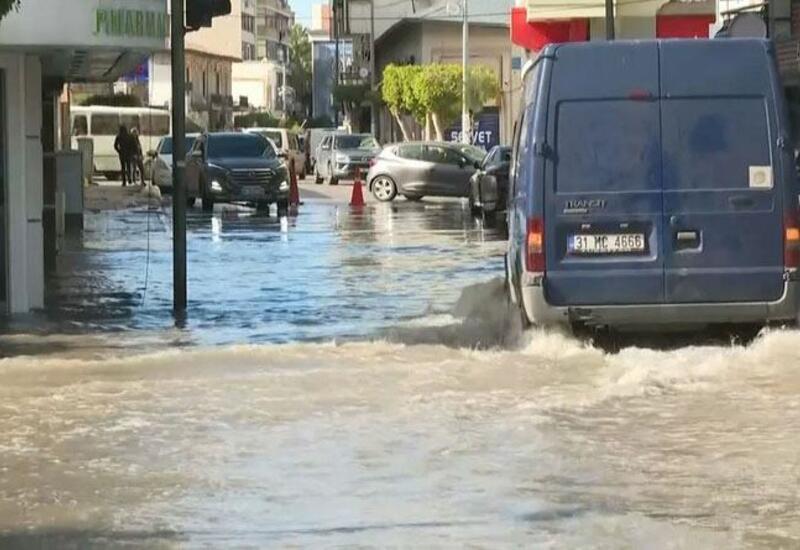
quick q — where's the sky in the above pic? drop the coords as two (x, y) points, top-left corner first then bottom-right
(292, 0), (315, 28)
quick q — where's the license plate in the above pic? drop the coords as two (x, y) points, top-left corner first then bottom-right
(568, 233), (645, 254)
(241, 186), (265, 199)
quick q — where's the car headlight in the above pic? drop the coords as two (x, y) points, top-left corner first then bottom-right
(279, 180), (289, 191)
(210, 179), (223, 192)
(335, 153), (350, 163)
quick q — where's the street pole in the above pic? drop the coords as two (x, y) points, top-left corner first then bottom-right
(461, 0), (470, 144)
(281, 54), (287, 118)
(171, 0), (187, 315)
(333, 0), (340, 127)
(605, 0), (615, 40)
(369, 0), (377, 137)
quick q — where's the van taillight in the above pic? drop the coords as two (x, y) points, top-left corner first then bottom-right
(786, 218), (800, 268)
(526, 218), (545, 272)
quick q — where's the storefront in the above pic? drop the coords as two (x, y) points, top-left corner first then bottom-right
(0, 0), (168, 314)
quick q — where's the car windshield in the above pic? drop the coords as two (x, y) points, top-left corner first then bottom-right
(454, 144), (487, 164)
(160, 137), (196, 155)
(335, 135), (379, 150)
(208, 135), (275, 158)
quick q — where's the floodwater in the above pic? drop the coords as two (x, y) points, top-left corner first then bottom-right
(2, 197), (800, 547)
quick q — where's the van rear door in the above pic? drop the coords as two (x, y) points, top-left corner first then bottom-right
(660, 41), (785, 303)
(545, 43), (664, 306)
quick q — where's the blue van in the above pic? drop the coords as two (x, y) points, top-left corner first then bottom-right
(506, 39), (800, 331)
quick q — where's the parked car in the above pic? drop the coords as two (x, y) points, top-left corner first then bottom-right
(315, 133), (381, 185)
(243, 127), (306, 178)
(507, 38), (800, 333)
(148, 134), (200, 191)
(469, 145), (512, 216)
(184, 132), (290, 213)
(305, 127), (337, 174)
(366, 141), (484, 202)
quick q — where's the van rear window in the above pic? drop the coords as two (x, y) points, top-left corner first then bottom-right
(555, 100), (661, 193)
(661, 97), (770, 190)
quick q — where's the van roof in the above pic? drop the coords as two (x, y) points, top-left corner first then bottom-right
(540, 37), (771, 57)
(537, 38), (776, 101)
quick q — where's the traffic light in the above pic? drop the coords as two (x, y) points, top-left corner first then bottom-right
(186, 0), (231, 31)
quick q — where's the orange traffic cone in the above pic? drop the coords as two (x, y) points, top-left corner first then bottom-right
(350, 168), (365, 207)
(289, 161), (301, 210)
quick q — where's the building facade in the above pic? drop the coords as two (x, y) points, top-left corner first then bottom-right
(0, 0), (168, 314)
(231, 0), (295, 115)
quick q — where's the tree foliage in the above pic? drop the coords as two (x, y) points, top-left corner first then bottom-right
(0, 0), (20, 21)
(287, 24), (312, 120)
(381, 63), (499, 141)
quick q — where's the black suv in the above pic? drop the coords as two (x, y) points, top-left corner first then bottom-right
(185, 132), (290, 213)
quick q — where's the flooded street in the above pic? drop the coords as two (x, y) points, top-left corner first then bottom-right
(2, 192), (800, 547)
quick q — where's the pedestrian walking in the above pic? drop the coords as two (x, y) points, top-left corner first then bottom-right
(114, 125), (132, 187)
(130, 127), (146, 186)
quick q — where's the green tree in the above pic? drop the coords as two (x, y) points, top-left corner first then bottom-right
(465, 65), (500, 135)
(381, 64), (424, 141)
(0, 0), (20, 21)
(287, 24), (312, 120)
(412, 64), (462, 141)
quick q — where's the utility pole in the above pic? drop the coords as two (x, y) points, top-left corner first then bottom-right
(461, 0), (470, 144)
(281, 50), (288, 118)
(369, 0), (376, 136)
(171, 0), (187, 314)
(605, 0), (615, 40)
(333, 0), (340, 127)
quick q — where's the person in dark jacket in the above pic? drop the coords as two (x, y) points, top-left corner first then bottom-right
(130, 127), (146, 186)
(113, 125), (132, 186)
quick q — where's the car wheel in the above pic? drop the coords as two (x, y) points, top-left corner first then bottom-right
(276, 199), (289, 215)
(314, 166), (323, 184)
(469, 195), (482, 217)
(372, 176), (397, 202)
(202, 196), (214, 212)
(187, 197), (196, 208)
(327, 164), (338, 186)
(256, 201), (271, 213)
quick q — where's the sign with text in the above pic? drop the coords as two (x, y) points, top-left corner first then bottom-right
(446, 110), (500, 150)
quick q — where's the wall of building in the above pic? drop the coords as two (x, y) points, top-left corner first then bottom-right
(232, 60), (280, 110)
(186, 0), (243, 61)
(0, 53), (44, 313)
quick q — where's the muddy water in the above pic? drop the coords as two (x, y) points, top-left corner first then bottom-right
(3, 201), (800, 547)
(2, 314), (800, 547)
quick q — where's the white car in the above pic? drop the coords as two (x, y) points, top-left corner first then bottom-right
(148, 134), (199, 190)
(243, 127), (306, 178)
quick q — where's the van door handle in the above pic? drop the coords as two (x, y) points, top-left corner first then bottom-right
(730, 196), (755, 209)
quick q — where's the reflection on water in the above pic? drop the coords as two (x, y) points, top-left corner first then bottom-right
(15, 199), (505, 347)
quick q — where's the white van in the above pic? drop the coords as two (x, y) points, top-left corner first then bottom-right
(70, 105), (171, 179)
(242, 127), (306, 178)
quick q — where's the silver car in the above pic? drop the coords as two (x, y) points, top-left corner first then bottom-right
(314, 133), (381, 185)
(148, 134), (199, 190)
(366, 142), (486, 202)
